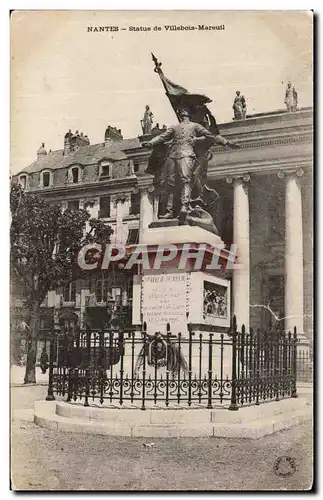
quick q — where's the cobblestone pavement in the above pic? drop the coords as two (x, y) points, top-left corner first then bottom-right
(10, 384), (313, 491)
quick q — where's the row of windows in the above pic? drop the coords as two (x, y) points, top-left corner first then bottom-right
(18, 160), (134, 191)
(19, 166), (81, 190)
(62, 279), (133, 305)
(65, 194), (140, 218)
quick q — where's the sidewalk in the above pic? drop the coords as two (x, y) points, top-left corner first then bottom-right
(11, 365), (49, 386)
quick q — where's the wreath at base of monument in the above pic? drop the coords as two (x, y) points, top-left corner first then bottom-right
(135, 333), (188, 376)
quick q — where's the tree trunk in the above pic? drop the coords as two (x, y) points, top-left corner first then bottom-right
(24, 303), (40, 384)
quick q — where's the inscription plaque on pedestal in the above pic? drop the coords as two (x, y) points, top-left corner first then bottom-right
(142, 272), (188, 332)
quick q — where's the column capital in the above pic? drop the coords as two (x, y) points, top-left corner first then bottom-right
(226, 173), (251, 184)
(82, 197), (97, 208)
(113, 193), (129, 208)
(134, 184), (155, 195)
(277, 168), (304, 179)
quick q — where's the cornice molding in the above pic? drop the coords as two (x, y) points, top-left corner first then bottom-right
(239, 133), (312, 150)
(211, 133), (312, 154)
(135, 173), (155, 192)
(208, 157), (312, 180)
(30, 176), (138, 199)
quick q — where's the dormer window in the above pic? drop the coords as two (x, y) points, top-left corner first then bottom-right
(68, 165), (82, 184)
(43, 172), (50, 187)
(72, 167), (79, 183)
(99, 160), (113, 180)
(18, 174), (28, 190)
(102, 165), (111, 177)
(40, 170), (53, 189)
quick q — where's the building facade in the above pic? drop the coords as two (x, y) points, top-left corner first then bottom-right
(12, 108), (313, 346)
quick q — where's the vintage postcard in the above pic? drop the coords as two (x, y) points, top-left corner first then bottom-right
(10, 10), (313, 491)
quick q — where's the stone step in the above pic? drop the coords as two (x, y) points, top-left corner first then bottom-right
(33, 400), (312, 439)
(54, 396), (310, 423)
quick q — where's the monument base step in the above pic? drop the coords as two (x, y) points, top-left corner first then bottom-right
(141, 224), (223, 246)
(33, 398), (312, 439)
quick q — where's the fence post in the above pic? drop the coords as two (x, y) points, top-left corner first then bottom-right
(291, 327), (298, 398)
(229, 315), (239, 411)
(46, 329), (56, 401)
(255, 329), (260, 405)
(119, 329), (125, 406)
(84, 325), (91, 407)
(141, 322), (147, 410)
(165, 323), (170, 407)
(188, 323), (192, 407)
(99, 327), (105, 405)
(274, 331), (280, 402)
(207, 333), (213, 409)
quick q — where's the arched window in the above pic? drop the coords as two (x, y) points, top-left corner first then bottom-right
(18, 174), (28, 190)
(40, 170), (53, 188)
(68, 165), (82, 184)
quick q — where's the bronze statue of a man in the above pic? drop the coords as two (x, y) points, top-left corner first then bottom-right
(142, 110), (239, 219)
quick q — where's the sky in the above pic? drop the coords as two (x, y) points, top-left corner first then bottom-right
(10, 10), (313, 174)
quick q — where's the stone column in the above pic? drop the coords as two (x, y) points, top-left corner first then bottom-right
(280, 169), (306, 337)
(136, 185), (154, 243)
(302, 170), (313, 343)
(153, 193), (159, 221)
(228, 174), (250, 330)
(113, 194), (128, 244)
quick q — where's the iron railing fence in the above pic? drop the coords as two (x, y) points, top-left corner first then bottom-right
(296, 348), (313, 383)
(46, 317), (299, 410)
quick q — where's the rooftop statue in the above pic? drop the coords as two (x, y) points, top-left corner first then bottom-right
(284, 81), (298, 112)
(232, 91), (247, 120)
(141, 104), (154, 135)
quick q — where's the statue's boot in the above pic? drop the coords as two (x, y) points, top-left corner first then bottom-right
(160, 192), (174, 219)
(179, 185), (191, 223)
(160, 212), (175, 220)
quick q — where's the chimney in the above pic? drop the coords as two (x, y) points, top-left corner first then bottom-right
(64, 129), (73, 155)
(37, 143), (47, 160)
(104, 126), (123, 146)
(64, 129), (90, 155)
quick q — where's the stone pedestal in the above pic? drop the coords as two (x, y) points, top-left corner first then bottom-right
(131, 224), (234, 380)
